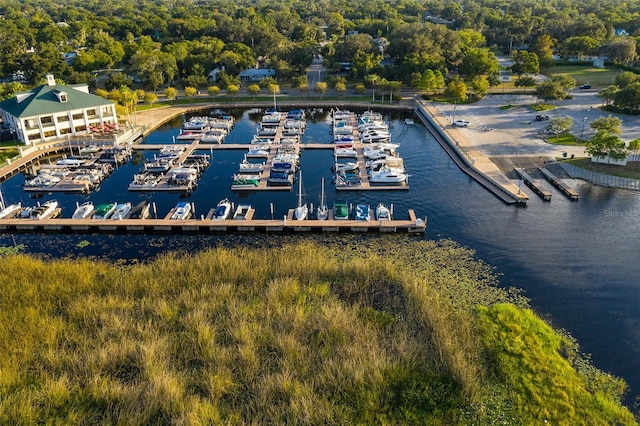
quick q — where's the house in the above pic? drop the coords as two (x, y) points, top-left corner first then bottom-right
(0, 74), (118, 145)
(207, 66), (225, 83)
(238, 68), (275, 82)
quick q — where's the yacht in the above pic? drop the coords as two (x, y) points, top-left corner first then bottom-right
(0, 202), (22, 219)
(369, 168), (408, 184)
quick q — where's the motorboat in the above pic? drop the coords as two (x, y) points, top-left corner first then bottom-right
(213, 198), (233, 220)
(0, 202), (22, 219)
(333, 200), (349, 220)
(268, 170), (294, 185)
(271, 161), (294, 174)
(30, 200), (59, 220)
(405, 118), (415, 125)
(246, 147), (270, 158)
(129, 201), (151, 219)
(72, 202), (95, 219)
(294, 171), (308, 221)
(333, 121), (353, 135)
(251, 135), (274, 145)
(261, 110), (283, 124)
(170, 201), (192, 220)
(238, 159), (265, 173)
(158, 145), (185, 159)
(334, 161), (359, 173)
(359, 129), (390, 143)
(335, 171), (362, 187)
(334, 136), (355, 144)
(316, 178), (328, 221)
(183, 116), (210, 130)
(369, 168), (408, 184)
(93, 202), (117, 219)
(332, 109), (351, 121)
(286, 109), (305, 120)
(176, 130), (199, 140)
(23, 173), (61, 189)
(145, 158), (174, 173)
(169, 168), (198, 186)
(200, 130), (226, 144)
(56, 157), (86, 166)
(375, 204), (392, 221)
(334, 147), (357, 158)
(233, 204), (252, 220)
(128, 173), (161, 190)
(355, 204), (370, 221)
(231, 174), (261, 189)
(111, 202), (132, 220)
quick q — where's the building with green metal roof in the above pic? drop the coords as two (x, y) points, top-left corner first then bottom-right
(0, 74), (118, 145)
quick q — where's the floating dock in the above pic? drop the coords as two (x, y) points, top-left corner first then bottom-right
(538, 167), (579, 200)
(0, 209), (426, 235)
(514, 168), (552, 201)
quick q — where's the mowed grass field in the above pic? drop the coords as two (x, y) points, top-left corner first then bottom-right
(546, 65), (621, 88)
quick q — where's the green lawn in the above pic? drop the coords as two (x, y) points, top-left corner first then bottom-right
(545, 132), (583, 146)
(545, 65), (620, 88)
(561, 157), (640, 179)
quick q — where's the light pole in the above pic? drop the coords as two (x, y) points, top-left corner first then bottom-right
(580, 117), (587, 142)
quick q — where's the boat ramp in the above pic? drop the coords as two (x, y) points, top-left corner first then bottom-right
(538, 167), (580, 200)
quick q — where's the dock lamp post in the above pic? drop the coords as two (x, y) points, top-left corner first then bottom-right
(580, 117), (587, 142)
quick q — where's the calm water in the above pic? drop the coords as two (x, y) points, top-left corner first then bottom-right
(2, 107), (639, 406)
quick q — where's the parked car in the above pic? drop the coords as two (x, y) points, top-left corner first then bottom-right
(579, 84), (592, 89)
(453, 119), (470, 127)
(535, 114), (550, 121)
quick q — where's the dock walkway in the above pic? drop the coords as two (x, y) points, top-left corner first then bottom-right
(538, 167), (580, 200)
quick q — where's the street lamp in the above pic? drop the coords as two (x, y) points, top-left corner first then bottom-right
(580, 117), (587, 142)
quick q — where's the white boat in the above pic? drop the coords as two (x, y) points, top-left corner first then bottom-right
(0, 202), (22, 219)
(176, 130), (199, 140)
(239, 156), (265, 173)
(332, 109), (351, 120)
(261, 111), (283, 123)
(246, 147), (270, 158)
(375, 203), (392, 221)
(72, 202), (95, 219)
(367, 157), (405, 174)
(30, 200), (59, 220)
(213, 198), (233, 220)
(359, 129), (390, 143)
(145, 158), (174, 173)
(334, 161), (359, 172)
(170, 201), (192, 220)
(294, 171), (308, 221)
(200, 130), (226, 143)
(369, 168), (408, 184)
(316, 178), (328, 221)
(111, 202), (132, 220)
(56, 157), (85, 166)
(333, 121), (353, 135)
(233, 204), (252, 220)
(24, 173), (61, 188)
(334, 147), (357, 158)
(405, 118), (414, 124)
(128, 173), (162, 190)
(355, 204), (370, 221)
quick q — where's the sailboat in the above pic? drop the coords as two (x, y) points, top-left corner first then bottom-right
(294, 170), (308, 220)
(316, 177), (328, 220)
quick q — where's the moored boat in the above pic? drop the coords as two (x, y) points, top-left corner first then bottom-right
(294, 171), (308, 221)
(375, 203), (392, 221)
(111, 202), (132, 220)
(232, 204), (252, 220)
(30, 200), (59, 220)
(355, 204), (370, 221)
(213, 198), (233, 220)
(316, 178), (328, 221)
(333, 200), (349, 220)
(170, 201), (192, 220)
(93, 202), (117, 219)
(0, 202), (22, 219)
(231, 174), (261, 189)
(129, 201), (151, 219)
(72, 201), (95, 219)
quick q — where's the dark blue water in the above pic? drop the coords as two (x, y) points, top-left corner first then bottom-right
(2, 107), (640, 407)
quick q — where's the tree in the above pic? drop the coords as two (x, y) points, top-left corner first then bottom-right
(602, 38), (638, 64)
(364, 74), (380, 102)
(143, 93), (158, 105)
(551, 75), (576, 92)
(207, 85), (220, 100)
(335, 81), (347, 97)
(184, 86), (197, 98)
(515, 76), (537, 87)
(585, 129), (626, 163)
(547, 116), (574, 143)
(354, 83), (365, 94)
(443, 77), (467, 103)
(590, 116), (622, 135)
(562, 36), (599, 59)
(458, 47), (498, 78)
(598, 85), (618, 107)
(164, 87), (178, 102)
(226, 84), (240, 99)
(627, 138), (640, 165)
(536, 81), (567, 102)
(530, 34), (555, 68)
(246, 84), (261, 98)
(472, 75), (490, 98)
(510, 51), (539, 76)
(314, 81), (327, 98)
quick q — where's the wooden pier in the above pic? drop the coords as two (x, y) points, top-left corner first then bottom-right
(0, 209), (426, 235)
(514, 168), (552, 201)
(538, 167), (580, 200)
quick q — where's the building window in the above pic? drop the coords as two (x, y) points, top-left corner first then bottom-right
(72, 113), (83, 120)
(41, 116), (53, 125)
(43, 130), (56, 138)
(57, 115), (69, 122)
(87, 109), (96, 117)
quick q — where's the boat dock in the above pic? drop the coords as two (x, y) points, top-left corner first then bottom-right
(514, 168), (552, 201)
(538, 167), (580, 200)
(0, 209), (426, 235)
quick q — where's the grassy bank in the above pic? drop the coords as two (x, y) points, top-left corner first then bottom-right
(0, 240), (634, 424)
(562, 157), (640, 179)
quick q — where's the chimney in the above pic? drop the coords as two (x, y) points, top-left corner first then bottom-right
(45, 74), (56, 86)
